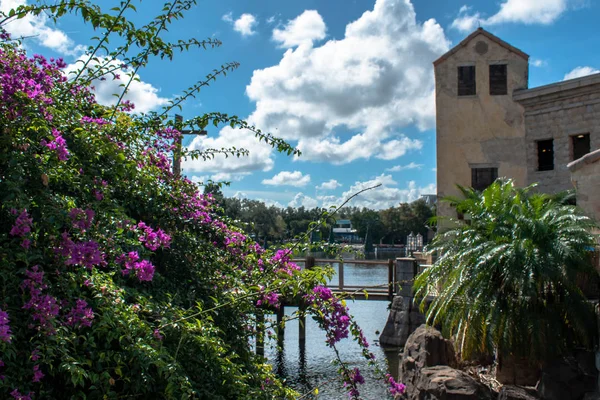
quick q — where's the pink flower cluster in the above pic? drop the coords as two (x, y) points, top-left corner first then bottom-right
(117, 251), (156, 282)
(41, 128), (69, 161)
(0, 48), (67, 121)
(386, 374), (406, 397)
(68, 208), (95, 231)
(257, 291), (280, 308)
(57, 233), (106, 269)
(135, 222), (171, 251)
(0, 308), (12, 343)
(64, 299), (94, 328)
(10, 389), (33, 400)
(270, 249), (300, 276)
(80, 116), (110, 125)
(344, 367), (365, 398)
(304, 286), (351, 346)
(9, 208), (32, 249)
(21, 266), (59, 334)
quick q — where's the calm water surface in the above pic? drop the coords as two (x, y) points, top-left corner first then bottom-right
(265, 253), (404, 399)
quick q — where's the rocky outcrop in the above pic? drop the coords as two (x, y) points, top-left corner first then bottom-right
(498, 385), (539, 400)
(496, 354), (540, 386)
(399, 325), (462, 398)
(413, 366), (493, 400)
(379, 296), (427, 347)
(536, 350), (597, 400)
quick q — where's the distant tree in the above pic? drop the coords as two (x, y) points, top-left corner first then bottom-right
(351, 208), (384, 243)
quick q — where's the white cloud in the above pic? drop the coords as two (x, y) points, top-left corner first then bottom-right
(316, 179), (342, 190)
(246, 0), (449, 164)
(183, 125), (275, 179)
(288, 192), (319, 208)
(211, 172), (248, 182)
(65, 56), (169, 113)
(272, 10), (326, 48)
(233, 13), (258, 36)
(564, 66), (600, 81)
(531, 58), (547, 68)
(0, 0), (83, 55)
(452, 0), (569, 32)
(262, 170), (311, 187)
(222, 12), (233, 23)
(385, 162), (423, 172)
(335, 174), (436, 209)
(266, 15), (277, 25)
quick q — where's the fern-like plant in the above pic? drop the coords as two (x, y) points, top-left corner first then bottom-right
(414, 179), (599, 362)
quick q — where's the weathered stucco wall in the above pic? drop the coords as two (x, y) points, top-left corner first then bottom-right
(568, 150), (600, 222)
(515, 77), (600, 194)
(435, 31), (528, 219)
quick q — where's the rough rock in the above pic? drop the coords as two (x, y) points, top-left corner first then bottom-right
(498, 385), (539, 400)
(399, 325), (457, 396)
(496, 355), (540, 386)
(379, 296), (427, 348)
(536, 350), (597, 400)
(411, 365), (493, 400)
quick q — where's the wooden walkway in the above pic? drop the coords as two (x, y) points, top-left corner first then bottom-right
(255, 256), (396, 356)
(292, 257), (396, 301)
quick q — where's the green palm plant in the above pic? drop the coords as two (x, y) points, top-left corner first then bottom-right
(414, 179), (599, 363)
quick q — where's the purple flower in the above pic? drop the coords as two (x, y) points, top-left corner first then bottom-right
(68, 208), (95, 231)
(153, 329), (163, 340)
(387, 374), (406, 396)
(10, 209), (32, 237)
(136, 222), (171, 251)
(41, 128), (69, 161)
(117, 252), (155, 282)
(57, 234), (105, 269)
(31, 349), (40, 361)
(32, 365), (44, 382)
(93, 189), (103, 201)
(64, 299), (94, 328)
(0, 309), (13, 343)
(10, 389), (33, 400)
(135, 260), (155, 282)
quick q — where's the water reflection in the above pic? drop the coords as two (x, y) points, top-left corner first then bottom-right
(265, 256), (403, 399)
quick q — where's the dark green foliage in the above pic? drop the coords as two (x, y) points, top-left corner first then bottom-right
(414, 179), (599, 362)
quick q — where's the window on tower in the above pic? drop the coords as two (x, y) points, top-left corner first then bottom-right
(458, 66), (476, 96)
(489, 64), (508, 95)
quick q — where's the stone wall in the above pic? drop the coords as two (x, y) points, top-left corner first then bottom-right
(435, 29), (529, 221)
(567, 149), (600, 223)
(515, 75), (600, 194)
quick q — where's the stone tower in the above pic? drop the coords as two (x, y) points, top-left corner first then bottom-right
(434, 28), (529, 220)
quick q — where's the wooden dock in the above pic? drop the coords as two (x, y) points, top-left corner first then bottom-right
(256, 256), (396, 355)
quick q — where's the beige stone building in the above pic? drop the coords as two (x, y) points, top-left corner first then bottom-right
(435, 28), (600, 222)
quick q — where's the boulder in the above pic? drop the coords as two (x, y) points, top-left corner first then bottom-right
(399, 325), (457, 395)
(536, 350), (597, 400)
(411, 365), (493, 400)
(498, 385), (539, 400)
(496, 354), (540, 386)
(379, 296), (426, 348)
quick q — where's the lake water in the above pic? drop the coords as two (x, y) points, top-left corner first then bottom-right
(264, 253), (404, 399)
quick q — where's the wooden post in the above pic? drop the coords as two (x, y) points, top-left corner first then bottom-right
(388, 259), (394, 301)
(173, 114), (183, 177)
(276, 305), (285, 348)
(256, 310), (265, 357)
(299, 256), (314, 346)
(172, 114), (208, 178)
(338, 261), (344, 291)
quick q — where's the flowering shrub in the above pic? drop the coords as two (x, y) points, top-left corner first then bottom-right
(0, 2), (404, 399)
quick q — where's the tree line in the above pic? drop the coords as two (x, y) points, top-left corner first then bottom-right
(204, 184), (436, 245)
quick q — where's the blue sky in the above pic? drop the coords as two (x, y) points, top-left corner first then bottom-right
(2, 0), (599, 209)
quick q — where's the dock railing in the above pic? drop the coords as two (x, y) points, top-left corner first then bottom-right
(292, 257), (396, 301)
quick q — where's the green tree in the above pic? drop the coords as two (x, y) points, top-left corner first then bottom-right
(351, 208), (384, 243)
(415, 179), (598, 363)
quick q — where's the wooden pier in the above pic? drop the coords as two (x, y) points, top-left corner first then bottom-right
(256, 256), (396, 356)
